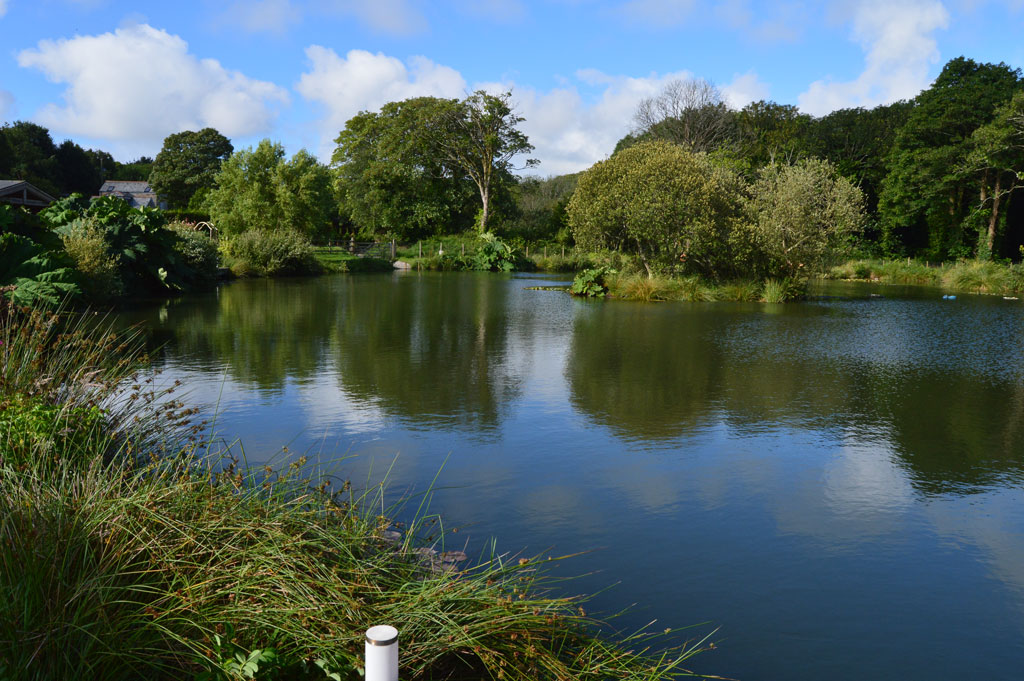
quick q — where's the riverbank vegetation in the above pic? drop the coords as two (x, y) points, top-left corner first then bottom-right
(4, 55), (1023, 305)
(0, 299), (715, 680)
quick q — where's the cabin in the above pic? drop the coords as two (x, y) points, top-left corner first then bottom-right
(0, 180), (55, 212)
(97, 180), (167, 209)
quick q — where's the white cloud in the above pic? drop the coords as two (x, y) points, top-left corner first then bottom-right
(0, 0), (8, 18)
(0, 91), (13, 121)
(320, 0), (427, 35)
(296, 46), (467, 158)
(16, 24), (288, 158)
(619, 0), (697, 26)
(487, 69), (695, 175)
(721, 71), (771, 108)
(798, 0), (950, 115)
(220, 0), (301, 34)
(296, 46), (723, 175)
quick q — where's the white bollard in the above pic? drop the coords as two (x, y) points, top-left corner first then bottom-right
(365, 625), (399, 681)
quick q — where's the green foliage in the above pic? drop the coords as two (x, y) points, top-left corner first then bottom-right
(746, 158), (866, 278)
(0, 233), (81, 306)
(206, 140), (335, 239)
(505, 173), (579, 241)
(472, 232), (518, 271)
(879, 57), (1023, 258)
(570, 267), (611, 297)
(169, 222), (220, 279)
(0, 393), (106, 462)
(223, 229), (320, 277)
(150, 128), (234, 208)
(333, 97), (478, 240)
(760, 277), (805, 303)
(433, 91), (538, 233)
(60, 217), (123, 299)
(568, 140), (746, 278)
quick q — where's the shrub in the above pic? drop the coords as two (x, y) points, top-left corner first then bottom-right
(169, 222), (219, 280)
(0, 233), (81, 306)
(60, 217), (124, 300)
(760, 278), (805, 303)
(223, 229), (321, 277)
(942, 260), (1011, 293)
(472, 232), (518, 272)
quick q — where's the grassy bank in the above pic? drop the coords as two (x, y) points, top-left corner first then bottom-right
(0, 300), (714, 680)
(828, 259), (1024, 294)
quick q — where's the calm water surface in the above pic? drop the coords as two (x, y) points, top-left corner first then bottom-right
(117, 272), (1024, 681)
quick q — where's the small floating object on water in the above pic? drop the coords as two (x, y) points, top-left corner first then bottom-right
(1004, 296), (1019, 300)
(942, 294), (957, 300)
(869, 293), (883, 298)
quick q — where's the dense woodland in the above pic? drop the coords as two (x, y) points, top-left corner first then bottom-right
(2, 56), (1023, 265)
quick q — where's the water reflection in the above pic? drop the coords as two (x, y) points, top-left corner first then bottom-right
(114, 274), (1024, 681)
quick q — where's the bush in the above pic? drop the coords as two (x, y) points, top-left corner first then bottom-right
(169, 222), (219, 280)
(472, 232), (518, 272)
(60, 217), (124, 300)
(223, 229), (321, 277)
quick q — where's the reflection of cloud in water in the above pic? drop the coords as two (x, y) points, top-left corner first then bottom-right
(296, 370), (387, 435)
(823, 441), (915, 516)
(925, 490), (1024, 613)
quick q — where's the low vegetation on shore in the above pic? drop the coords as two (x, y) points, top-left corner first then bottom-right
(0, 299), (714, 680)
(828, 258), (1024, 294)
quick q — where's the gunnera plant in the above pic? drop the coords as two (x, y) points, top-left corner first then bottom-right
(60, 217), (124, 300)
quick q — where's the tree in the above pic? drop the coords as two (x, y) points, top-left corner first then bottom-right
(567, 140), (744, 278)
(150, 128), (233, 208)
(879, 57), (1022, 258)
(55, 140), (102, 196)
(632, 78), (738, 153)
(434, 91), (537, 233)
(115, 157), (155, 181)
(205, 139), (334, 239)
(736, 100), (813, 170)
(746, 159), (865, 278)
(332, 97), (477, 239)
(964, 91), (1024, 258)
(0, 121), (60, 195)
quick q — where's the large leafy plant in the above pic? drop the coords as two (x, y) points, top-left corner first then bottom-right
(0, 233), (81, 306)
(472, 232), (518, 272)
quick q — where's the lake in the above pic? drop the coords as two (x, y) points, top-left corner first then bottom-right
(115, 272), (1024, 681)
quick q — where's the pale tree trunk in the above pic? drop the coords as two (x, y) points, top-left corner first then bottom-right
(987, 173), (1003, 258)
(479, 189), (490, 233)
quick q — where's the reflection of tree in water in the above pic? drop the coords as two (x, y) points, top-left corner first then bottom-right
(566, 303), (724, 441)
(330, 273), (521, 429)
(146, 278), (339, 392)
(567, 300), (1024, 493)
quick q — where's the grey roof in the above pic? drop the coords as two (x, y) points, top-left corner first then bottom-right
(99, 180), (154, 194)
(0, 180), (56, 204)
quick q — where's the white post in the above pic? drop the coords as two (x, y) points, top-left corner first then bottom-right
(365, 625), (398, 681)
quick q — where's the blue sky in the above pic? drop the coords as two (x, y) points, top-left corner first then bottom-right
(1, 0), (1023, 174)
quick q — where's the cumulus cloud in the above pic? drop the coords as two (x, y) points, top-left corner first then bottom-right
(619, 0), (697, 26)
(798, 0), (950, 115)
(296, 47), (750, 174)
(296, 46), (467, 158)
(219, 0), (301, 34)
(721, 71), (771, 108)
(17, 24), (288, 157)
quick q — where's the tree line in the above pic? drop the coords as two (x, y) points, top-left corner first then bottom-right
(4, 56), (1023, 264)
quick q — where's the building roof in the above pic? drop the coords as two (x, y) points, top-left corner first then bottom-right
(99, 180), (155, 194)
(0, 180), (56, 210)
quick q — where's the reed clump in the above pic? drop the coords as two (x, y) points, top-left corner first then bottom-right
(0, 301), (714, 681)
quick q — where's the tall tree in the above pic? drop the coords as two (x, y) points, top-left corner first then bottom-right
(434, 91), (537, 233)
(632, 78), (738, 153)
(964, 91), (1024, 257)
(150, 128), (233, 208)
(55, 140), (102, 196)
(332, 97), (476, 239)
(0, 121), (60, 195)
(878, 57), (1022, 258)
(736, 100), (813, 170)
